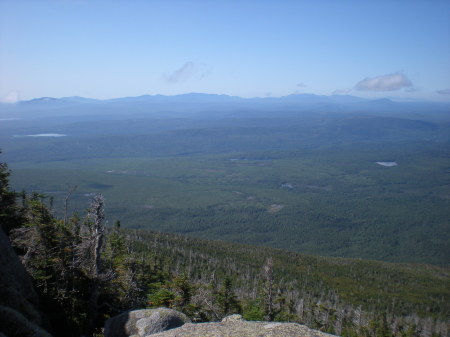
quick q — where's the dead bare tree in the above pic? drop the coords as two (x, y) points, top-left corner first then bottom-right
(76, 193), (106, 278)
(87, 193), (105, 279)
(264, 257), (275, 321)
(63, 185), (77, 226)
(75, 193), (108, 335)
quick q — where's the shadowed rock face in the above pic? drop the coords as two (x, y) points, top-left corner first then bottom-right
(104, 308), (191, 337)
(0, 228), (52, 337)
(0, 228), (41, 323)
(149, 314), (337, 337)
(0, 306), (52, 337)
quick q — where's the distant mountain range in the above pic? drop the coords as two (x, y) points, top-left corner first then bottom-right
(1, 93), (449, 119)
(9, 92), (439, 106)
(9, 92), (449, 104)
(1, 91), (449, 268)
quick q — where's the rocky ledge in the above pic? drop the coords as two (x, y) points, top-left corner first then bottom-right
(150, 314), (336, 337)
(105, 309), (337, 337)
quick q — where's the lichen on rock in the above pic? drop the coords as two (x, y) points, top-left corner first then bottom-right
(221, 314), (244, 323)
(104, 308), (191, 337)
(149, 313), (337, 337)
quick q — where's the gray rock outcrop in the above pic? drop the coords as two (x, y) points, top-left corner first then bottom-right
(104, 308), (191, 337)
(0, 306), (52, 337)
(149, 314), (337, 337)
(106, 309), (338, 337)
(0, 227), (52, 337)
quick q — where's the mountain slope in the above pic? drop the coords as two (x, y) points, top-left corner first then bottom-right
(126, 229), (450, 336)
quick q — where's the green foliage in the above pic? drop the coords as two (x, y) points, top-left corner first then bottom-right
(9, 192), (90, 336)
(216, 276), (241, 316)
(148, 286), (176, 308)
(8, 145), (450, 266)
(129, 229), (450, 336)
(2, 154), (449, 337)
(242, 301), (265, 321)
(368, 315), (393, 337)
(0, 155), (23, 234)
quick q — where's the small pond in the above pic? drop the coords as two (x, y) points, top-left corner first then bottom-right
(376, 161), (397, 167)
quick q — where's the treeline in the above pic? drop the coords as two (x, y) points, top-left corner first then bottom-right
(1, 160), (449, 336)
(128, 230), (450, 337)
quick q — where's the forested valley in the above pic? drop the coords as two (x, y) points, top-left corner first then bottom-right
(2, 0), (450, 335)
(1, 95), (449, 336)
(3, 100), (450, 266)
(1, 159), (449, 337)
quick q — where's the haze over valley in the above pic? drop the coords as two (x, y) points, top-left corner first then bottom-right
(1, 93), (449, 266)
(1, 1), (449, 336)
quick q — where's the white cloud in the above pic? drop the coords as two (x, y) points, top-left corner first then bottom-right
(1, 91), (20, 103)
(296, 82), (306, 87)
(166, 62), (196, 84)
(354, 73), (413, 92)
(436, 89), (450, 95)
(164, 62), (211, 84)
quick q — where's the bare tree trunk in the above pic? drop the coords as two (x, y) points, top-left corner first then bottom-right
(264, 257), (275, 321)
(76, 193), (106, 335)
(63, 185), (77, 226)
(87, 193), (105, 278)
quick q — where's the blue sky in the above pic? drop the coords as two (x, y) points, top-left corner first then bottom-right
(1, 0), (449, 102)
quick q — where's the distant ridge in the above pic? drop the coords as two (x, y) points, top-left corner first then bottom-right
(18, 96), (99, 105)
(1, 93), (449, 120)
(7, 92), (449, 105)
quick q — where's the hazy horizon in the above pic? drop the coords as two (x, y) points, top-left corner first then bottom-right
(3, 91), (450, 104)
(1, 1), (450, 103)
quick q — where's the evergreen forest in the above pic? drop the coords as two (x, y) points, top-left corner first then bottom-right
(1, 95), (450, 336)
(1, 158), (449, 337)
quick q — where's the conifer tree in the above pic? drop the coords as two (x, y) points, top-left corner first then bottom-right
(0, 154), (23, 234)
(217, 275), (241, 317)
